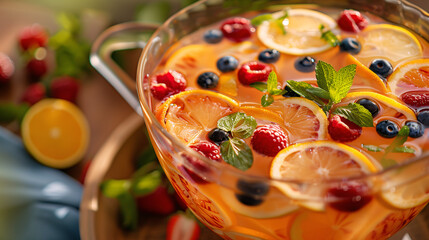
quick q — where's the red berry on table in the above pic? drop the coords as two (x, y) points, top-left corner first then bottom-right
(251, 124), (288, 157)
(166, 212), (200, 240)
(0, 53), (15, 83)
(19, 24), (48, 51)
(337, 10), (368, 33)
(400, 91), (429, 109)
(50, 76), (80, 102)
(21, 83), (46, 105)
(328, 115), (362, 142)
(136, 186), (176, 215)
(238, 61), (272, 85)
(150, 70), (187, 100)
(26, 58), (48, 79)
(189, 141), (222, 161)
(220, 17), (254, 42)
(327, 182), (372, 212)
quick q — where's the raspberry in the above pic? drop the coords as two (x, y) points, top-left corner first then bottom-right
(150, 70), (187, 100)
(337, 10), (368, 33)
(21, 83), (46, 105)
(26, 58), (48, 79)
(327, 182), (372, 212)
(251, 124), (288, 157)
(328, 115), (362, 142)
(220, 17), (254, 42)
(401, 91), (429, 109)
(19, 24), (48, 51)
(190, 141), (222, 161)
(0, 53), (15, 83)
(238, 62), (272, 85)
(50, 76), (80, 102)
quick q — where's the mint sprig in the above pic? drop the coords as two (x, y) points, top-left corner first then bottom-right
(250, 71), (287, 107)
(320, 24), (339, 47)
(332, 103), (374, 127)
(217, 112), (257, 170)
(362, 126), (415, 168)
(251, 10), (289, 34)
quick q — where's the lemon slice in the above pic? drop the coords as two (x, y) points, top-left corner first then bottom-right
(355, 24), (423, 67)
(21, 99), (90, 169)
(270, 141), (378, 211)
(257, 9), (337, 55)
(387, 58), (429, 96)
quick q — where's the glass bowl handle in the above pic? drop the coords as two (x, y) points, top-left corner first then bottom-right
(90, 22), (160, 116)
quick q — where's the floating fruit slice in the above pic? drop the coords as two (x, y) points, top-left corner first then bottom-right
(268, 97), (328, 144)
(21, 99), (89, 168)
(240, 106), (283, 125)
(156, 90), (239, 144)
(355, 24), (423, 67)
(387, 58), (429, 96)
(270, 141), (378, 210)
(257, 9), (337, 55)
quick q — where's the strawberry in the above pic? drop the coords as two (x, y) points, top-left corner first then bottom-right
(150, 70), (187, 100)
(21, 83), (46, 105)
(327, 181), (372, 212)
(400, 91), (429, 109)
(251, 124), (288, 157)
(220, 17), (254, 42)
(238, 62), (272, 85)
(0, 53), (15, 83)
(328, 115), (362, 142)
(166, 212), (200, 240)
(19, 24), (48, 51)
(50, 76), (80, 102)
(136, 185), (176, 215)
(26, 58), (48, 79)
(189, 141), (222, 161)
(337, 10), (368, 33)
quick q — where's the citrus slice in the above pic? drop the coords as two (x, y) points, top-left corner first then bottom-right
(240, 106), (283, 125)
(355, 24), (423, 67)
(268, 97), (328, 144)
(257, 9), (337, 55)
(270, 141), (378, 210)
(156, 90), (239, 144)
(21, 99), (90, 169)
(387, 58), (429, 96)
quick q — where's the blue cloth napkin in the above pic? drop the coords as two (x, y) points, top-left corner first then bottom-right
(0, 127), (82, 240)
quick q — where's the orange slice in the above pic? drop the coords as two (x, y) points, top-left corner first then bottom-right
(387, 58), (429, 96)
(156, 90), (239, 144)
(21, 99), (90, 168)
(270, 141), (378, 210)
(355, 24), (423, 68)
(268, 97), (328, 144)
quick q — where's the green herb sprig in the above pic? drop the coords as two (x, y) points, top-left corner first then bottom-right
(250, 71), (287, 107)
(320, 24), (340, 47)
(251, 10), (289, 34)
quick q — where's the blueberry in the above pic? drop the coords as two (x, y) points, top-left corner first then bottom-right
(203, 29), (223, 44)
(235, 179), (269, 206)
(295, 56), (316, 72)
(258, 49), (280, 63)
(376, 120), (399, 138)
(369, 59), (393, 80)
(216, 56), (239, 72)
(339, 38), (361, 55)
(357, 98), (379, 117)
(283, 85), (300, 98)
(208, 128), (229, 145)
(405, 121), (425, 138)
(417, 110), (429, 127)
(197, 72), (219, 89)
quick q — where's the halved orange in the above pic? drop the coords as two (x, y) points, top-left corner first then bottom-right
(270, 141), (378, 210)
(156, 90), (239, 144)
(267, 97), (328, 144)
(21, 99), (90, 169)
(387, 58), (429, 96)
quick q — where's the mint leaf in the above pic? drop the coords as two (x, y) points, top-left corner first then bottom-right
(286, 80), (325, 106)
(262, 94), (274, 107)
(315, 61), (335, 92)
(393, 146), (415, 153)
(0, 103), (29, 123)
(267, 71), (278, 94)
(362, 144), (383, 152)
(332, 103), (374, 127)
(306, 87), (330, 100)
(251, 14), (273, 26)
(385, 126), (409, 154)
(100, 179), (130, 197)
(250, 82), (267, 92)
(218, 112), (257, 139)
(220, 138), (253, 171)
(131, 170), (162, 196)
(320, 24), (339, 47)
(331, 64), (356, 103)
